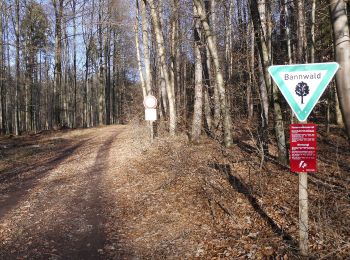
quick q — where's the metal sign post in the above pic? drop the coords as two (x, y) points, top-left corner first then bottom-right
(269, 62), (339, 256)
(299, 168), (308, 255)
(290, 122), (317, 256)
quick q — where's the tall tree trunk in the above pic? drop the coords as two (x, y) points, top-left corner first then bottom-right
(136, 1), (147, 97)
(285, 0), (292, 64)
(249, 0), (270, 152)
(268, 4), (288, 165)
(247, 20), (254, 120)
(14, 0), (20, 134)
(0, 5), (5, 134)
(170, 0), (179, 111)
(72, 0), (77, 128)
(53, 0), (64, 127)
(98, 0), (105, 125)
(204, 89), (212, 131)
(258, 59), (269, 154)
(330, 0), (350, 141)
(297, 0), (306, 63)
(82, 0), (95, 128)
(229, 0), (234, 81)
(285, 0), (294, 122)
(208, 0), (220, 130)
(334, 87), (344, 127)
(272, 83), (288, 165)
(24, 44), (29, 132)
(249, 0), (271, 101)
(250, 0), (288, 164)
(191, 3), (203, 142)
(146, 0), (176, 135)
(84, 50), (89, 128)
(310, 0), (316, 63)
(44, 51), (50, 129)
(62, 24), (69, 127)
(38, 51), (42, 131)
(105, 28), (111, 125)
(173, 2), (181, 117)
(202, 45), (213, 132)
(194, 0), (233, 147)
(224, 2), (231, 84)
(112, 29), (118, 124)
(5, 10), (11, 134)
(140, 0), (152, 95)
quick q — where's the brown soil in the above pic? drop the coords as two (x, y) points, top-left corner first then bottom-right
(0, 123), (349, 259)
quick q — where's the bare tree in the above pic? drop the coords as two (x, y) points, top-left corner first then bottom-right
(52, 0), (64, 127)
(191, 2), (204, 142)
(140, 0), (152, 95)
(145, 0), (177, 135)
(135, 0), (147, 97)
(14, 0), (20, 135)
(0, 1), (5, 134)
(194, 0), (233, 147)
(330, 0), (350, 141)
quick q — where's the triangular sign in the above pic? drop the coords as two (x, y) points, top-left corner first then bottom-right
(268, 62), (339, 122)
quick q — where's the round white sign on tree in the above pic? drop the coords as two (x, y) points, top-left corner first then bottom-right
(143, 95), (158, 109)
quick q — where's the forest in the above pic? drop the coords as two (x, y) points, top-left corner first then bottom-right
(0, 0), (135, 134)
(0, 0), (349, 150)
(0, 0), (350, 258)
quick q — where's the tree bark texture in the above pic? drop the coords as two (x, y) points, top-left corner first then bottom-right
(297, 0), (306, 63)
(140, 0), (152, 95)
(145, 0), (177, 135)
(191, 4), (204, 142)
(53, 0), (64, 127)
(330, 0), (350, 141)
(194, 0), (233, 147)
(135, 10), (147, 97)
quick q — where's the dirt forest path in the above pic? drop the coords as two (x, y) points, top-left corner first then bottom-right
(0, 125), (147, 259)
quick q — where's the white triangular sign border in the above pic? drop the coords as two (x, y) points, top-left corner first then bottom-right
(268, 62), (339, 122)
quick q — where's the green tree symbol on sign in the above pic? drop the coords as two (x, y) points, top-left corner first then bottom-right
(295, 81), (310, 104)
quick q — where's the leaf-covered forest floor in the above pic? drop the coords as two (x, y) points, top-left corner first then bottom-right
(0, 121), (349, 259)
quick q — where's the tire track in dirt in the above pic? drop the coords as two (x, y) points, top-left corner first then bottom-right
(67, 129), (118, 259)
(0, 126), (129, 259)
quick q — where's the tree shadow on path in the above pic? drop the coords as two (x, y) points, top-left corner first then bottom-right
(45, 129), (134, 259)
(0, 128), (131, 259)
(65, 131), (118, 259)
(0, 141), (84, 220)
(209, 163), (298, 252)
(23, 129), (129, 259)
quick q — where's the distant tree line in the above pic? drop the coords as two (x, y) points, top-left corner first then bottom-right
(0, 0), (134, 135)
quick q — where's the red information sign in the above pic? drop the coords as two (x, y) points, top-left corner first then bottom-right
(290, 124), (317, 173)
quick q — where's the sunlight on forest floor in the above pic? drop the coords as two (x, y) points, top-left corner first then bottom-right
(0, 122), (349, 259)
